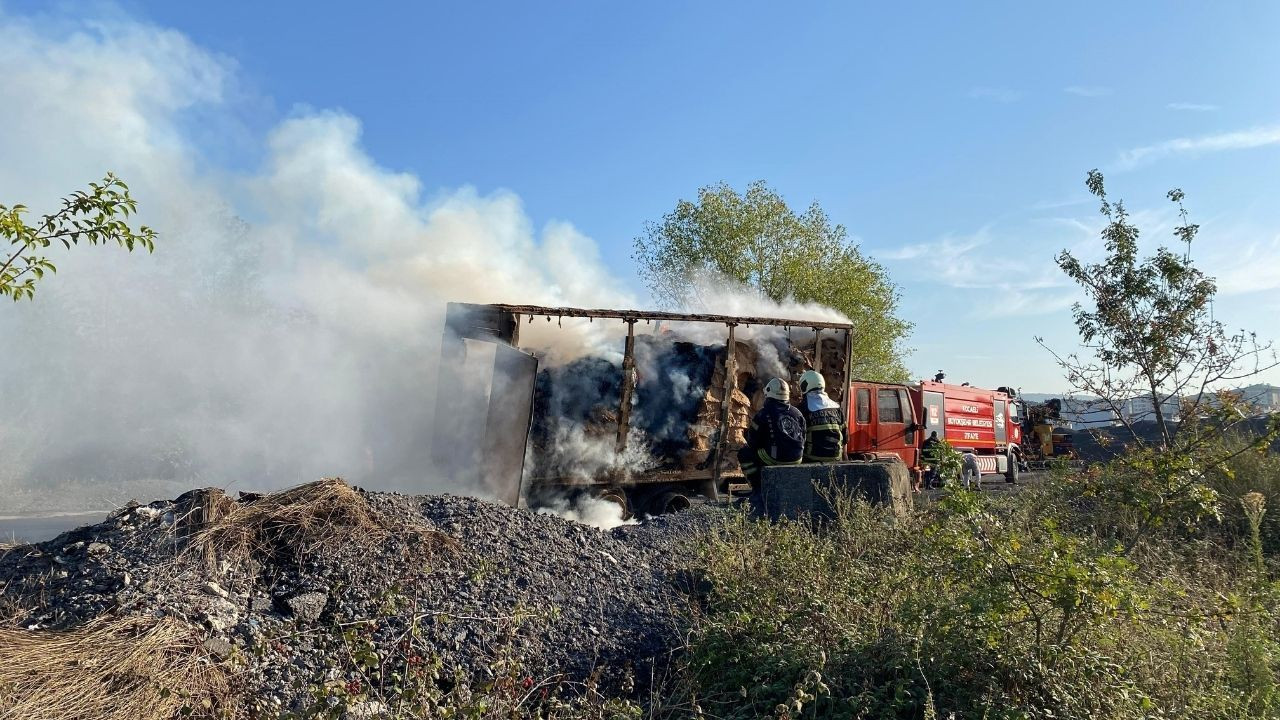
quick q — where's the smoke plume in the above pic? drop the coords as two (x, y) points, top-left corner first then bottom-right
(0, 11), (636, 511)
(534, 495), (639, 531)
(0, 9), (852, 514)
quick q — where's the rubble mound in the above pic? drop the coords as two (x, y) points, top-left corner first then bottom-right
(0, 479), (725, 717)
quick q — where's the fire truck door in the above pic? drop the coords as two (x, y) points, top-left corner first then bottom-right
(849, 386), (872, 451)
(993, 399), (1008, 445)
(874, 388), (908, 450)
(921, 390), (944, 439)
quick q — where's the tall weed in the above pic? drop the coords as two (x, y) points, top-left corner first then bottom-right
(681, 482), (1280, 719)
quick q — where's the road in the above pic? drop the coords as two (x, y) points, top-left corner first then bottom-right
(918, 469), (1051, 502)
(0, 511), (109, 545)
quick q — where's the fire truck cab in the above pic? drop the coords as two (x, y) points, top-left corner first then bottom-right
(846, 380), (1021, 483)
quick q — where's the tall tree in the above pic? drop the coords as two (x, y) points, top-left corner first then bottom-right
(1, 173), (156, 301)
(1040, 170), (1277, 448)
(1041, 171), (1280, 544)
(633, 180), (911, 381)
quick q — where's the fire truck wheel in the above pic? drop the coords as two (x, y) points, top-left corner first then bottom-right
(1005, 451), (1020, 484)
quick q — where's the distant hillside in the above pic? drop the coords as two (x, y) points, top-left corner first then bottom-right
(1070, 417), (1280, 462)
(1018, 392), (1099, 403)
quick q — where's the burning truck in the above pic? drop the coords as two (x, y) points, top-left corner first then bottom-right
(434, 302), (1030, 517)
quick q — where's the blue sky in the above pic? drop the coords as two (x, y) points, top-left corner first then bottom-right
(6, 1), (1280, 392)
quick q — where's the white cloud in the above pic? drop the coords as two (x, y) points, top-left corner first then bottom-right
(1035, 206), (1280, 297)
(1040, 204), (1187, 266)
(881, 233), (988, 265)
(877, 230), (1076, 317)
(1064, 85), (1112, 97)
(981, 288), (1077, 318)
(967, 86), (1019, 103)
(1029, 197), (1092, 211)
(1201, 231), (1280, 296)
(1116, 124), (1280, 169)
(1167, 102), (1220, 112)
(1042, 216), (1099, 237)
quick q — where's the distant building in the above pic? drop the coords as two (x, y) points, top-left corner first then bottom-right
(1183, 384), (1280, 418)
(1236, 384), (1280, 414)
(1117, 394), (1181, 426)
(1059, 397), (1117, 430)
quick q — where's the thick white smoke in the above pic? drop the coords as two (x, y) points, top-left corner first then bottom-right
(0, 10), (856, 515)
(535, 495), (639, 531)
(0, 11), (635, 511)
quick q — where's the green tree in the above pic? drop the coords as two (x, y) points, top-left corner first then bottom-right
(633, 180), (911, 381)
(1041, 170), (1277, 448)
(1, 173), (156, 301)
(1041, 170), (1280, 544)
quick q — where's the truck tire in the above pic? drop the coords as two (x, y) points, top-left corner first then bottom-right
(595, 487), (632, 521)
(1005, 450), (1020, 484)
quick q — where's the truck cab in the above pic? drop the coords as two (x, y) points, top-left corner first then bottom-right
(846, 382), (919, 469)
(846, 379), (1020, 482)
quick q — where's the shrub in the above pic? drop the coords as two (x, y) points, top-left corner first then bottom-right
(1206, 436), (1280, 554)
(679, 481), (1280, 719)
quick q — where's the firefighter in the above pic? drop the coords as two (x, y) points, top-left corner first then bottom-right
(737, 377), (806, 494)
(921, 430), (942, 488)
(797, 370), (846, 463)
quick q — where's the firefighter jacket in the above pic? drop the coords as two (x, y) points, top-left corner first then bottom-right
(921, 434), (942, 462)
(801, 390), (847, 462)
(743, 397), (806, 469)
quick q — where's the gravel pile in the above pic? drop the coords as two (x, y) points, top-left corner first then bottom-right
(0, 480), (727, 715)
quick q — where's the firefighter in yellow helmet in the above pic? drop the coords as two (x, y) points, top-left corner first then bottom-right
(798, 370), (847, 463)
(738, 377), (806, 494)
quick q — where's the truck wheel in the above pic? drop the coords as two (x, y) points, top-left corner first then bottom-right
(594, 487), (632, 521)
(1005, 451), (1020, 484)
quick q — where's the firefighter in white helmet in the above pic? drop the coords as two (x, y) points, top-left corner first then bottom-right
(798, 370), (846, 463)
(737, 377), (806, 494)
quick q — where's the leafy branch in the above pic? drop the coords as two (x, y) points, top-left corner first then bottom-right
(0, 172), (156, 301)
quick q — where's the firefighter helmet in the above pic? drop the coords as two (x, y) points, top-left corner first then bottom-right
(764, 377), (790, 401)
(799, 370), (826, 394)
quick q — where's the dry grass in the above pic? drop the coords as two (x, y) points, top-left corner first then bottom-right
(0, 615), (230, 720)
(187, 477), (451, 566)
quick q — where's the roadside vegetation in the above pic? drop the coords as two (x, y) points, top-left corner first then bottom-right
(676, 448), (1280, 719)
(633, 180), (911, 382)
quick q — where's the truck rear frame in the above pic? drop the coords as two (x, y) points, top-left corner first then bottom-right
(439, 302), (856, 514)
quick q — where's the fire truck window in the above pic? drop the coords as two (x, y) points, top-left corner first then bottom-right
(878, 389), (903, 423)
(856, 389), (870, 423)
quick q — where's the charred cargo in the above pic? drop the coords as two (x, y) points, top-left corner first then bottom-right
(436, 302), (856, 516)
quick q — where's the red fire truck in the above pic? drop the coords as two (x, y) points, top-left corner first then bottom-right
(845, 380), (1022, 484)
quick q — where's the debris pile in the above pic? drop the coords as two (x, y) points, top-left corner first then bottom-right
(0, 478), (724, 717)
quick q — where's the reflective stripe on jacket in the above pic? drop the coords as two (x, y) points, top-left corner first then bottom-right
(745, 398), (806, 465)
(801, 390), (846, 462)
